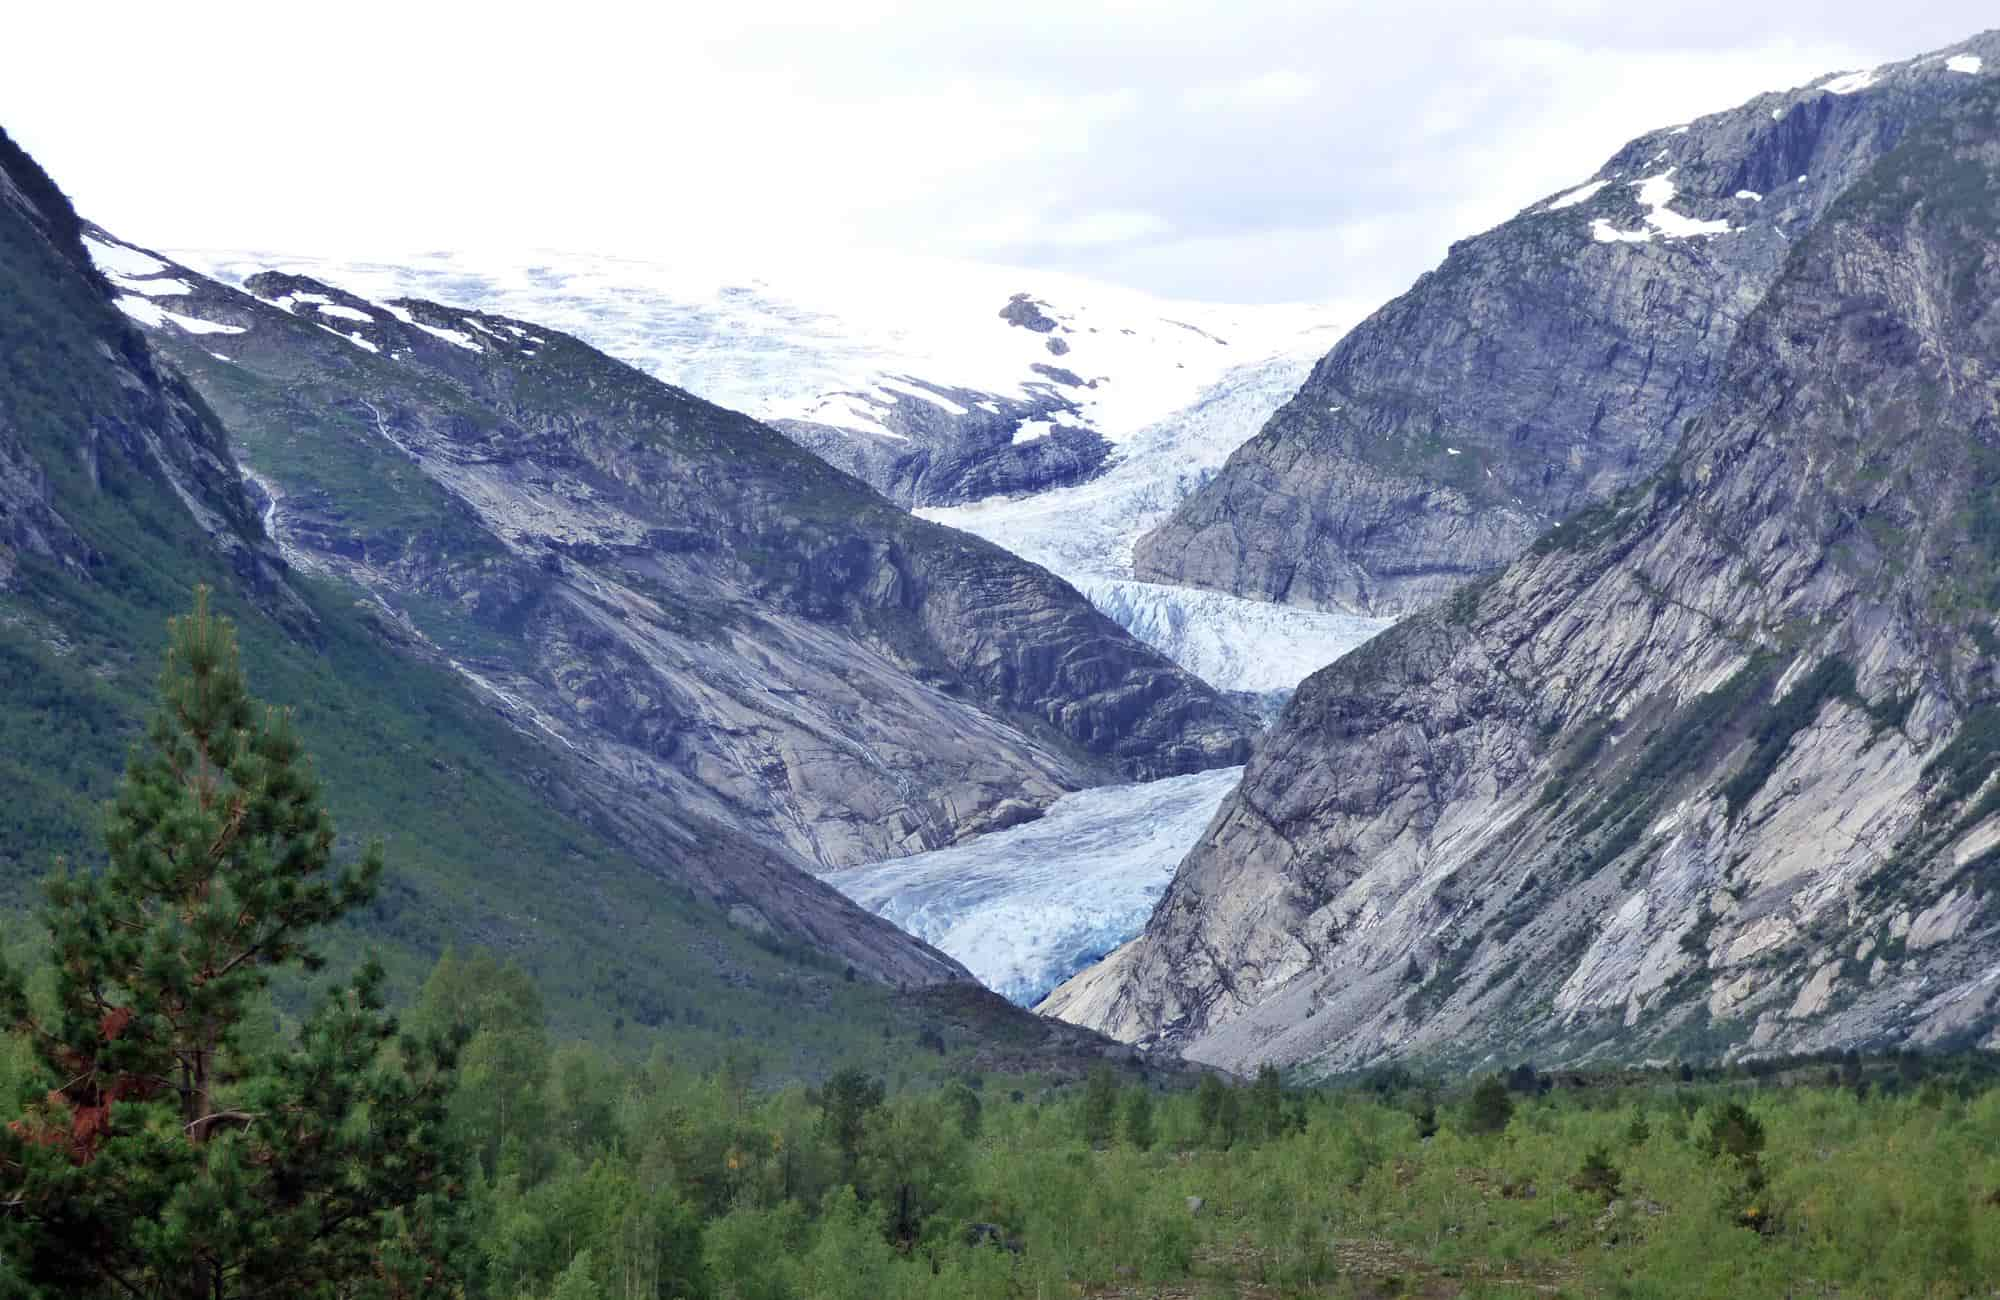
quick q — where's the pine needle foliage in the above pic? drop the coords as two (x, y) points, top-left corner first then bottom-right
(0, 589), (468, 1299)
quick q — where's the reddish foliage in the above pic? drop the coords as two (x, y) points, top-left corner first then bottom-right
(6, 1007), (163, 1165)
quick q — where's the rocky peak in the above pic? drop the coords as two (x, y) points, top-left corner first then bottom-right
(1133, 31), (2000, 619)
(1046, 67), (2000, 1073)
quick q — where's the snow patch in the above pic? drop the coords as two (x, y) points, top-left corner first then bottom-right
(407, 318), (483, 352)
(116, 298), (247, 336)
(113, 276), (192, 298)
(314, 302), (375, 323)
(877, 377), (971, 416)
(1735, 190), (1763, 202)
(1591, 169), (1731, 243)
(83, 236), (167, 278)
(1547, 180), (1608, 211)
(1947, 54), (1983, 75)
(1820, 68), (1880, 95)
(315, 322), (380, 353)
(114, 296), (168, 328)
(798, 395), (901, 440)
(1011, 419), (1056, 445)
(163, 311), (246, 336)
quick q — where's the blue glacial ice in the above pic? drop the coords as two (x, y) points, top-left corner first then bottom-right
(822, 766), (1245, 1005)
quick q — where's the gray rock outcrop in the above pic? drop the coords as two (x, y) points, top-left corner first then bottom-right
(1045, 70), (2000, 1070)
(1133, 33), (2000, 618)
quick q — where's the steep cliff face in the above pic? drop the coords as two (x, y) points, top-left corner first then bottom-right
(105, 252), (1247, 878)
(1045, 79), (2000, 1071)
(1133, 34), (2000, 618)
(0, 129), (289, 606)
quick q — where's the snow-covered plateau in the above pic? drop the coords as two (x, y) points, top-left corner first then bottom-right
(821, 766), (1244, 1004)
(172, 245), (1348, 447)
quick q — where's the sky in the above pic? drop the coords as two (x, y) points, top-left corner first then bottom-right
(6, 2), (1995, 305)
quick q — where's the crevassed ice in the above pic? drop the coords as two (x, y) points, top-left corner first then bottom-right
(923, 348), (1389, 693)
(824, 766), (1245, 1004)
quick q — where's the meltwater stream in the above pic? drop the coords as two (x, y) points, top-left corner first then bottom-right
(822, 766), (1244, 1005)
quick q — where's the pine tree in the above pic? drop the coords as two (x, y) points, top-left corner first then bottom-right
(1251, 1063), (1285, 1142)
(1080, 1064), (1119, 1147)
(0, 589), (465, 1298)
(1122, 1086), (1156, 1152)
(1463, 1074), (1514, 1136)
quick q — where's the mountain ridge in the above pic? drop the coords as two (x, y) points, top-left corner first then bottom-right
(1132, 30), (2000, 619)
(1046, 53), (2000, 1073)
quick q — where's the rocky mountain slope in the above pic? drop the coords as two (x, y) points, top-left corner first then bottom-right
(170, 247), (1372, 696)
(94, 235), (1247, 878)
(0, 125), (974, 1066)
(1134, 32), (2000, 618)
(1046, 73), (2000, 1072)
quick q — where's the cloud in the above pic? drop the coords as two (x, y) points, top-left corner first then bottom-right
(3, 0), (1994, 305)
(1181, 69), (1319, 112)
(1040, 209), (1173, 246)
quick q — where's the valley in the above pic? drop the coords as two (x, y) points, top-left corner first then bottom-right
(10, 12), (2000, 1297)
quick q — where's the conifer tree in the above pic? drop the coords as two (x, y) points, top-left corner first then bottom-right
(1121, 1086), (1156, 1152)
(1080, 1064), (1119, 1147)
(0, 589), (466, 1299)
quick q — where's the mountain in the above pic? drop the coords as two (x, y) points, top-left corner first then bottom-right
(1133, 33), (2000, 619)
(91, 234), (1248, 881)
(1045, 69), (2000, 1072)
(167, 247), (1379, 697)
(171, 246), (1342, 510)
(0, 126), (982, 1074)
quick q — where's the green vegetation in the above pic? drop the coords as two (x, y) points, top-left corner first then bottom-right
(1717, 656), (1857, 818)
(0, 592), (465, 1296)
(0, 158), (941, 1067)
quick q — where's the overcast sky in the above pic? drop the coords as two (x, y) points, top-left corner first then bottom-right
(6, 2), (1995, 304)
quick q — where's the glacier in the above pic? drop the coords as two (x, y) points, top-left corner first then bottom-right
(168, 241), (1394, 1004)
(174, 244), (1388, 692)
(921, 348), (1391, 693)
(169, 245), (1350, 448)
(821, 766), (1245, 1005)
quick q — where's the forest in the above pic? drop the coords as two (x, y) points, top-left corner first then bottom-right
(3, 598), (1998, 1300)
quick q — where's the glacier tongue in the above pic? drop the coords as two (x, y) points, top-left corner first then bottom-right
(1076, 577), (1383, 696)
(921, 348), (1390, 692)
(822, 766), (1244, 1005)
